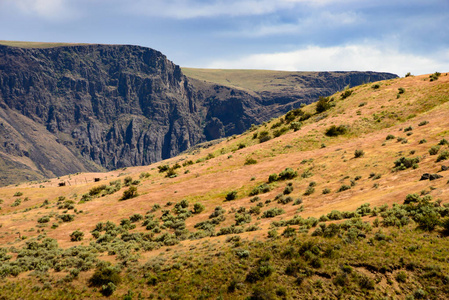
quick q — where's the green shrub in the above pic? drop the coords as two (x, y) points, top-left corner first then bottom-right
(37, 216), (50, 223)
(193, 203), (205, 214)
(337, 185), (351, 192)
(278, 168), (298, 180)
(398, 87), (405, 94)
(322, 188), (331, 194)
(354, 149), (365, 158)
(244, 157), (257, 165)
(89, 185), (107, 196)
(290, 122), (301, 132)
(371, 83), (380, 89)
(429, 145), (440, 155)
(340, 90), (353, 100)
(316, 96), (333, 113)
(70, 230), (84, 241)
(13, 192), (23, 197)
(262, 208), (285, 218)
(325, 125), (348, 137)
(226, 191), (238, 201)
(429, 72), (441, 81)
(386, 134), (395, 140)
(418, 120), (429, 126)
(394, 156), (420, 170)
(437, 150), (449, 162)
(250, 184), (272, 196)
(304, 186), (315, 196)
(396, 271), (407, 283)
(129, 214), (143, 222)
(268, 173), (279, 183)
(59, 214), (75, 222)
(120, 186), (138, 200)
(258, 131), (271, 143)
(11, 199), (21, 207)
(404, 126), (413, 132)
(438, 138), (449, 145)
(124, 176), (133, 186)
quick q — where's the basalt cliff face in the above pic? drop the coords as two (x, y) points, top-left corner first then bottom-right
(0, 44), (397, 185)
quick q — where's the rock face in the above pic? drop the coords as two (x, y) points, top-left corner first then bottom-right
(0, 44), (397, 185)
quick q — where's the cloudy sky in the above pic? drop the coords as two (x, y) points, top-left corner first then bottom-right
(0, 0), (448, 76)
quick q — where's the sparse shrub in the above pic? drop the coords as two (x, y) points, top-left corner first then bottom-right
(316, 96), (333, 113)
(120, 186), (138, 200)
(226, 191), (238, 201)
(386, 134), (395, 140)
(340, 90), (353, 100)
(278, 168), (298, 180)
(304, 186), (315, 196)
(438, 138), (449, 145)
(13, 192), (23, 197)
(262, 208), (285, 218)
(396, 271), (407, 283)
(290, 122), (301, 131)
(398, 87), (405, 94)
(394, 156), (420, 170)
(293, 198), (303, 205)
(193, 203), (205, 214)
(268, 173), (278, 183)
(158, 165), (169, 173)
(70, 230), (84, 241)
(371, 83), (380, 89)
(429, 72), (441, 81)
(418, 120), (429, 126)
(244, 157), (257, 165)
(258, 131), (271, 143)
(59, 214), (74, 222)
(129, 214), (143, 222)
(37, 216), (50, 223)
(250, 184), (271, 196)
(325, 125), (348, 137)
(354, 149), (365, 158)
(124, 176), (133, 186)
(337, 185), (351, 192)
(283, 184), (293, 195)
(322, 188), (331, 194)
(419, 139), (427, 144)
(437, 150), (449, 162)
(429, 145), (440, 155)
(89, 185), (107, 196)
(404, 126), (413, 132)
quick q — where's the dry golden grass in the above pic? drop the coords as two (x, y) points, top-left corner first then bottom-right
(1, 72), (448, 254)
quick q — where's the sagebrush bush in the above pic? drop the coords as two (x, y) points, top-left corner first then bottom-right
(354, 149), (365, 158)
(325, 125), (348, 137)
(120, 186), (138, 200)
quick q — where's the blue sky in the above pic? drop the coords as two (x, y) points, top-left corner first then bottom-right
(0, 0), (448, 76)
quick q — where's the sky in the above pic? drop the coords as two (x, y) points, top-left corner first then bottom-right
(0, 0), (448, 76)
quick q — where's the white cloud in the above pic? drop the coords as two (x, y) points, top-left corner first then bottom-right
(124, 0), (298, 19)
(206, 44), (449, 76)
(223, 10), (361, 37)
(6, 0), (78, 21)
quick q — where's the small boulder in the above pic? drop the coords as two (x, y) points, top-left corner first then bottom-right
(429, 173), (443, 181)
(420, 173), (430, 181)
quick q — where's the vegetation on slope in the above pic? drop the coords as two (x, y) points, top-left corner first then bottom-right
(0, 72), (448, 298)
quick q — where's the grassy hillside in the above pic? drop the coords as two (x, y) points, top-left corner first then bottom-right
(0, 40), (91, 48)
(1, 72), (449, 299)
(182, 68), (317, 93)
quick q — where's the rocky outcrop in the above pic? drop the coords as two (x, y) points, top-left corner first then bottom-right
(0, 44), (397, 185)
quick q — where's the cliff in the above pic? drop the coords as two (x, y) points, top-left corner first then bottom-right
(0, 43), (397, 185)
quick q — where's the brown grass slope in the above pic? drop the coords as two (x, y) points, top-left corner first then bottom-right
(0, 72), (449, 298)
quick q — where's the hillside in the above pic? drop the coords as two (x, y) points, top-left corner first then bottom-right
(0, 72), (448, 299)
(0, 41), (396, 186)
